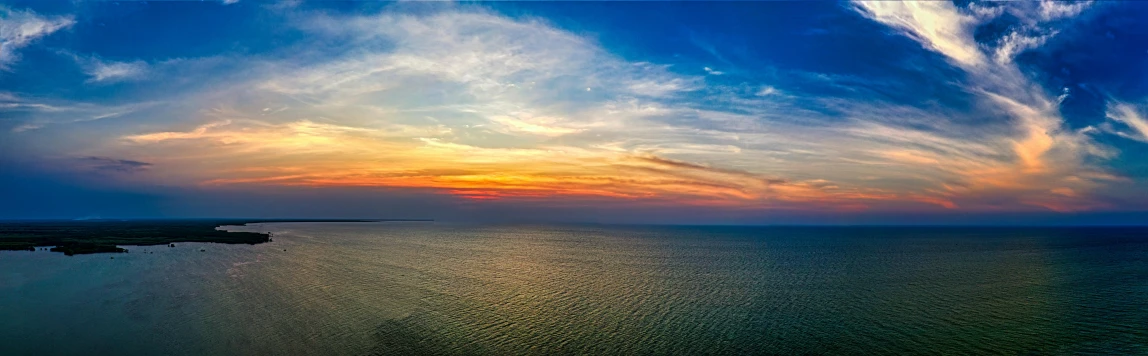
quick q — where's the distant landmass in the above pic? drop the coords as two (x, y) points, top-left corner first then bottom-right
(0, 219), (432, 255)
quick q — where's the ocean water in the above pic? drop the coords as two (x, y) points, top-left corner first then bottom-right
(1, 223), (1147, 355)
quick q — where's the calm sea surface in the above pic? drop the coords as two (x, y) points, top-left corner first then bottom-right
(1, 223), (1147, 355)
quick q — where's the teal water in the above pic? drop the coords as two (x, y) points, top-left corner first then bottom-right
(2, 223), (1147, 355)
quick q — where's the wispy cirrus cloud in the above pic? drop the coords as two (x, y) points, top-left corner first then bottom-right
(83, 57), (149, 83)
(0, 7), (73, 69)
(1105, 102), (1148, 143)
(850, 0), (1112, 211)
(1036, 0), (1092, 21)
(61, 51), (151, 83)
(92, 6), (1112, 212)
(99, 11), (882, 209)
(10, 3), (1135, 216)
(2, 93), (159, 132)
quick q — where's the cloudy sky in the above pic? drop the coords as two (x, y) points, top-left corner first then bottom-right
(2, 1), (1148, 224)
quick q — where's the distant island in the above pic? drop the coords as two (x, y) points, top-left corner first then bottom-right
(0, 219), (432, 255)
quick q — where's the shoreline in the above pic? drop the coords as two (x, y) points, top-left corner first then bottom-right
(0, 219), (431, 256)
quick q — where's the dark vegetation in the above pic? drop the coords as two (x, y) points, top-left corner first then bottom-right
(0, 219), (425, 256)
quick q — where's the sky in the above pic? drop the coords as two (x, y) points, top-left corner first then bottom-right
(2, 0), (1148, 224)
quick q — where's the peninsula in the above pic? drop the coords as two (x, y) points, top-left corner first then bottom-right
(0, 219), (432, 255)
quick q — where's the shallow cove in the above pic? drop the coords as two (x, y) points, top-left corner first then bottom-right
(2, 223), (1147, 355)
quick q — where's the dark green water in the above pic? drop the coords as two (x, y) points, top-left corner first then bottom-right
(2, 223), (1147, 355)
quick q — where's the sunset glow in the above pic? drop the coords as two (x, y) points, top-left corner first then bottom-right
(3, 1), (1148, 223)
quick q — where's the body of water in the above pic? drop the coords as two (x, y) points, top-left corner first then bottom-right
(2, 223), (1147, 355)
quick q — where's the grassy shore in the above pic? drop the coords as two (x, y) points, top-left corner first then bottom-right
(0, 219), (426, 255)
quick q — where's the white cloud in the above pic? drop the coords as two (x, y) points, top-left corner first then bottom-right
(11, 123), (42, 132)
(1106, 103), (1148, 143)
(853, 1), (988, 69)
(1038, 0), (1091, 21)
(18, 6), (1121, 212)
(851, 0), (1111, 211)
(993, 30), (1056, 64)
(755, 86), (779, 97)
(83, 57), (149, 83)
(0, 7), (74, 69)
(703, 66), (724, 75)
(222, 0), (240, 4)
(2, 93), (159, 132)
(260, 12), (701, 138)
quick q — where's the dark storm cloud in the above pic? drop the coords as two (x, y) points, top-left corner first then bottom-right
(81, 156), (152, 173)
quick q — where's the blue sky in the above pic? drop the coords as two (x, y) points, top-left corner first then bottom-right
(2, 0), (1148, 224)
